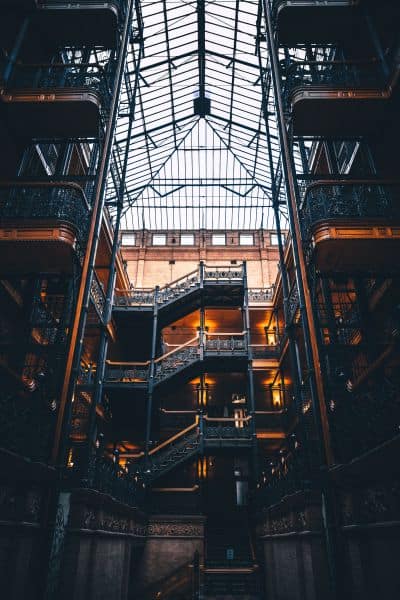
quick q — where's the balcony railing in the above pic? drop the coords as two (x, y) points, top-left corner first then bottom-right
(83, 454), (140, 507)
(102, 333), (248, 385)
(300, 181), (400, 238)
(3, 62), (113, 109)
(0, 181), (90, 247)
(114, 264), (245, 309)
(282, 59), (385, 109)
(204, 264), (244, 281)
(90, 271), (106, 321)
(248, 287), (274, 303)
(204, 332), (247, 354)
(104, 362), (149, 384)
(154, 338), (200, 383)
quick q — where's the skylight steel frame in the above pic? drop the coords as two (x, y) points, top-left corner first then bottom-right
(107, 0), (303, 231)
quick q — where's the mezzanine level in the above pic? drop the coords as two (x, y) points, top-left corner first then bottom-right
(300, 180), (400, 272)
(0, 181), (91, 272)
(0, 61), (113, 138)
(282, 59), (398, 137)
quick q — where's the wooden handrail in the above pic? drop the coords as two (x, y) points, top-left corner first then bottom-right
(154, 335), (199, 363)
(148, 417), (199, 456)
(160, 408), (197, 414)
(205, 331), (245, 337)
(203, 415), (252, 423)
(105, 359), (149, 366)
(152, 485), (200, 493)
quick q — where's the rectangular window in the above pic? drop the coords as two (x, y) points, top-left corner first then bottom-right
(212, 234), (226, 245)
(153, 234), (167, 246)
(181, 234), (194, 245)
(270, 233), (280, 246)
(239, 234), (254, 246)
(121, 233), (136, 246)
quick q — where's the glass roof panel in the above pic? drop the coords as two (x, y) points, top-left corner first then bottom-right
(107, 0), (299, 231)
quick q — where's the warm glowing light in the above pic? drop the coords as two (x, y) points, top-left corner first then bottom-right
(197, 456), (207, 479)
(271, 385), (283, 408)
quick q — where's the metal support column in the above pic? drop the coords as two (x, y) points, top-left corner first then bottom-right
(51, 0), (135, 466)
(145, 285), (159, 462)
(262, 1), (344, 597)
(243, 261), (257, 480)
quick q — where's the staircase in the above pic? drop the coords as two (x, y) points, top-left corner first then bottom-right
(137, 419), (200, 483)
(203, 569), (262, 598)
(202, 512), (263, 599)
(104, 333), (248, 388)
(154, 337), (200, 385)
(114, 264), (244, 314)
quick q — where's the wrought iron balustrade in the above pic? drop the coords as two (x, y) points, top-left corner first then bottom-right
(104, 362), (149, 384)
(282, 60), (385, 109)
(85, 454), (140, 507)
(287, 280), (300, 324)
(248, 287), (274, 303)
(4, 62), (114, 109)
(204, 333), (247, 353)
(0, 182), (90, 248)
(157, 270), (200, 306)
(204, 264), (244, 281)
(154, 341), (199, 383)
(39, 0), (123, 10)
(114, 288), (154, 307)
(300, 181), (400, 238)
(90, 271), (106, 321)
(204, 418), (252, 440)
(250, 344), (279, 358)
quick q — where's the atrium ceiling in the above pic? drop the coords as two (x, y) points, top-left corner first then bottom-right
(108, 0), (300, 231)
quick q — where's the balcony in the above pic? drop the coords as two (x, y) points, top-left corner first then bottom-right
(113, 264), (245, 330)
(36, 1), (122, 48)
(273, 1), (360, 46)
(102, 333), (248, 390)
(300, 181), (400, 272)
(0, 181), (90, 272)
(0, 62), (112, 137)
(283, 60), (387, 136)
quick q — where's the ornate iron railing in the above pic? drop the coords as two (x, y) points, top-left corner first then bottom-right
(0, 182), (90, 248)
(248, 287), (274, 303)
(287, 280), (300, 324)
(85, 454), (140, 507)
(4, 62), (114, 110)
(104, 362), (149, 383)
(114, 288), (154, 307)
(204, 264), (244, 281)
(300, 181), (400, 238)
(204, 419), (252, 440)
(90, 271), (106, 321)
(39, 0), (123, 10)
(114, 263), (245, 308)
(204, 333), (247, 353)
(157, 269), (200, 305)
(282, 59), (385, 109)
(154, 341), (199, 383)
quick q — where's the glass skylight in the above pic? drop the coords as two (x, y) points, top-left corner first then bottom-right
(107, 1), (302, 231)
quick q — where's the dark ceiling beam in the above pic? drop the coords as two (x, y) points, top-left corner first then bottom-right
(197, 0), (206, 101)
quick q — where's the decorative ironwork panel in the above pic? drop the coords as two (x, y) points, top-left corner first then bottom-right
(90, 272), (106, 321)
(0, 183), (90, 248)
(104, 364), (149, 383)
(248, 287), (274, 303)
(154, 345), (199, 383)
(205, 335), (247, 353)
(204, 265), (244, 281)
